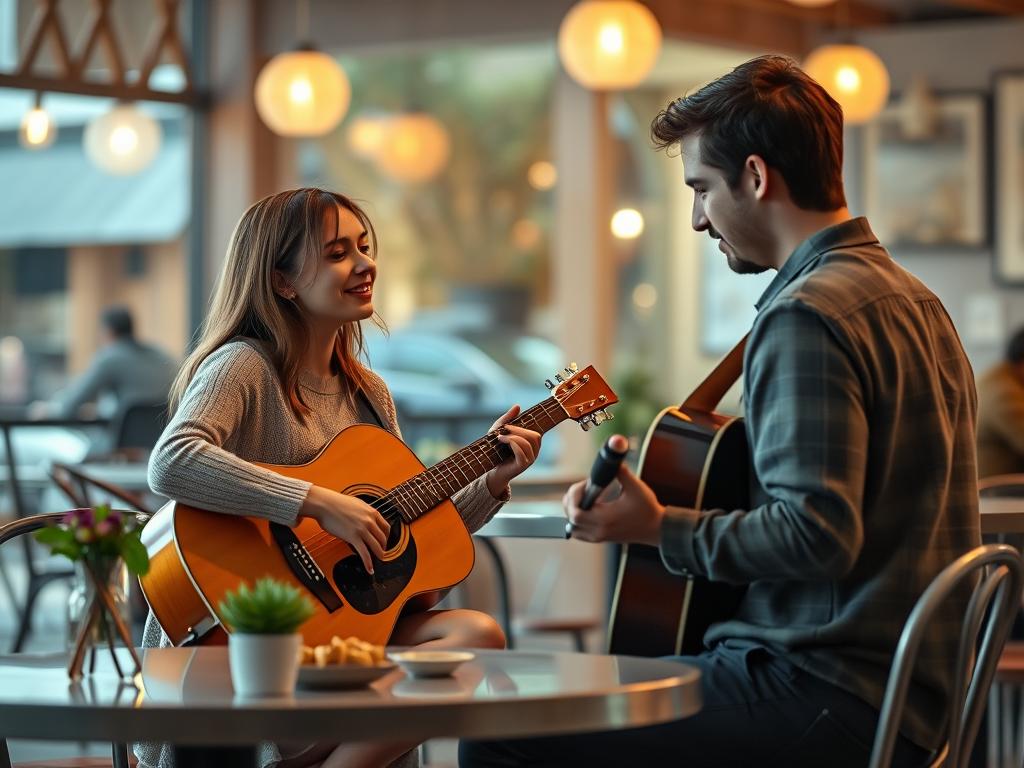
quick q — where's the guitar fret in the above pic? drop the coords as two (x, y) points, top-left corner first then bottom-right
(386, 397), (572, 522)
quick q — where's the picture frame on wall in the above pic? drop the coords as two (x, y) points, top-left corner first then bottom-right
(994, 71), (1024, 284)
(862, 92), (988, 251)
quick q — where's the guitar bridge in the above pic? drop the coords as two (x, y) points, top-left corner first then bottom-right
(270, 523), (344, 612)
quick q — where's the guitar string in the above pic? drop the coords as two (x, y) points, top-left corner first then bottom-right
(301, 398), (571, 558)
(302, 396), (571, 557)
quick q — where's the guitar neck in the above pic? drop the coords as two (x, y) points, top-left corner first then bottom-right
(383, 398), (568, 522)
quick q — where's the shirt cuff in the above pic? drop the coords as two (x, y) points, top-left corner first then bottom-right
(659, 505), (701, 576)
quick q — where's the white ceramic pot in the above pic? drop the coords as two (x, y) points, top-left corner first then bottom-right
(227, 632), (301, 698)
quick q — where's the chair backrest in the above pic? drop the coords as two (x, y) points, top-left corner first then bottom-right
(49, 462), (157, 517)
(869, 543), (1024, 768)
(110, 401), (167, 452)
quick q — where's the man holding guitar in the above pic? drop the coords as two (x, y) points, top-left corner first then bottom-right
(461, 55), (979, 768)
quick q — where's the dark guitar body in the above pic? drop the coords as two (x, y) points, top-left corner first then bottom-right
(607, 406), (751, 657)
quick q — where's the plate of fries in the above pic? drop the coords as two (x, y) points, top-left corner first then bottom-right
(296, 635), (396, 689)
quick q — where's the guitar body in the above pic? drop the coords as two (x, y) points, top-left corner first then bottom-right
(140, 424), (475, 647)
(607, 405), (750, 657)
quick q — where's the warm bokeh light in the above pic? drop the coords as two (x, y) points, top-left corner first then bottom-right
(804, 44), (890, 124)
(784, 0), (838, 6)
(632, 282), (658, 310)
(512, 219), (542, 250)
(347, 114), (389, 160)
(255, 49), (350, 137)
(19, 106), (57, 149)
(611, 208), (644, 239)
(527, 161), (557, 190)
(557, 1), (662, 90)
(84, 104), (162, 175)
(376, 113), (451, 183)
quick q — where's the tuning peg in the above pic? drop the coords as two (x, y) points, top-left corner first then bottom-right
(604, 409), (614, 421)
(579, 419), (592, 432)
(544, 379), (555, 390)
(554, 373), (564, 383)
(568, 362), (579, 373)
(563, 367), (574, 378)
(592, 411), (607, 426)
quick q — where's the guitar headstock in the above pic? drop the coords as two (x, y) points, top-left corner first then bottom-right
(547, 363), (619, 432)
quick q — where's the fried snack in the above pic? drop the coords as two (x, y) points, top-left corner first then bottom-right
(313, 644), (334, 668)
(300, 635), (387, 666)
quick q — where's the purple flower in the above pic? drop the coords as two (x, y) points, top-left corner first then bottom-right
(64, 507), (95, 528)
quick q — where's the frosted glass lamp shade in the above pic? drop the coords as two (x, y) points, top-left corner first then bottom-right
(804, 44), (890, 125)
(347, 114), (389, 159)
(255, 50), (350, 137)
(84, 104), (162, 175)
(376, 113), (451, 184)
(557, 0), (662, 90)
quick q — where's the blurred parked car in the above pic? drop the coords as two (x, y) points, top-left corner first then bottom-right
(363, 327), (565, 467)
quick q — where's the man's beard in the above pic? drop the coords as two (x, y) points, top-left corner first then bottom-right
(726, 252), (768, 275)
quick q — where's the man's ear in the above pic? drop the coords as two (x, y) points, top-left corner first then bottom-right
(745, 155), (770, 201)
(272, 270), (296, 300)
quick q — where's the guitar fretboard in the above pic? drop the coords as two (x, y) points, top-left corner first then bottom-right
(377, 398), (568, 523)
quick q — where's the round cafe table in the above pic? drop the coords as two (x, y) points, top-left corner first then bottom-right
(0, 646), (701, 767)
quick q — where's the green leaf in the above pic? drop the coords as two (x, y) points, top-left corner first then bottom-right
(120, 536), (150, 576)
(217, 577), (315, 634)
(35, 525), (72, 544)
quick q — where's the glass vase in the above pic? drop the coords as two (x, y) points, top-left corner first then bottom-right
(66, 558), (140, 680)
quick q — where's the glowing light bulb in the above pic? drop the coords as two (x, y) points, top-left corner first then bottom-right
(19, 105), (56, 149)
(528, 161), (557, 190)
(611, 208), (644, 239)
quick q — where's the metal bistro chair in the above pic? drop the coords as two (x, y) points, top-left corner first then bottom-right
(0, 511), (137, 768)
(869, 543), (1024, 768)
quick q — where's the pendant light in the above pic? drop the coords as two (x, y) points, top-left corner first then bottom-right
(376, 112), (451, 184)
(802, 1), (889, 125)
(804, 43), (890, 124)
(84, 103), (162, 175)
(19, 92), (57, 149)
(557, 0), (662, 90)
(254, 0), (350, 137)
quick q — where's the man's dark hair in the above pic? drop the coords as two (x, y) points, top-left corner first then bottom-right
(101, 305), (134, 339)
(650, 55), (847, 211)
(1007, 327), (1024, 364)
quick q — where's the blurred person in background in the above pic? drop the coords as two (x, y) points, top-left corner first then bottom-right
(32, 305), (177, 420)
(976, 326), (1024, 478)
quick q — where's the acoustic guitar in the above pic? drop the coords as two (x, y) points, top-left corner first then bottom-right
(607, 338), (752, 657)
(140, 364), (617, 647)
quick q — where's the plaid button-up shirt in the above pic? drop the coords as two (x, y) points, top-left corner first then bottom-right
(661, 217), (980, 750)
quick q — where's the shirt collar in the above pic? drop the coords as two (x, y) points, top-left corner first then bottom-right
(755, 216), (879, 311)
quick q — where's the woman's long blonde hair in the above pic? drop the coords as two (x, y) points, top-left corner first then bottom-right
(169, 187), (379, 418)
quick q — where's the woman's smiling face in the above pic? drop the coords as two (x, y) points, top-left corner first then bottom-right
(292, 204), (377, 327)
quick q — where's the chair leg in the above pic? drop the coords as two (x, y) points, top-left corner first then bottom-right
(0, 738), (12, 768)
(113, 742), (132, 768)
(10, 576), (43, 653)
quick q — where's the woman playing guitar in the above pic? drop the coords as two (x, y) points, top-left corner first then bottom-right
(136, 187), (542, 768)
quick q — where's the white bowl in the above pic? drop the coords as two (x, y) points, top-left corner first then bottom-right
(388, 650), (475, 678)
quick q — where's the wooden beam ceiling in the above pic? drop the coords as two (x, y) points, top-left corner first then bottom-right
(936, 0), (1024, 13)
(646, 0), (896, 57)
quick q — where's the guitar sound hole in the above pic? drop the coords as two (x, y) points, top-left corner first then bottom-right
(356, 493), (403, 551)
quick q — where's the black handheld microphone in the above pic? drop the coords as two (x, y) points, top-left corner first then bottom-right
(565, 436), (629, 539)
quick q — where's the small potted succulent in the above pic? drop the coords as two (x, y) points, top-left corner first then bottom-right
(218, 577), (315, 698)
